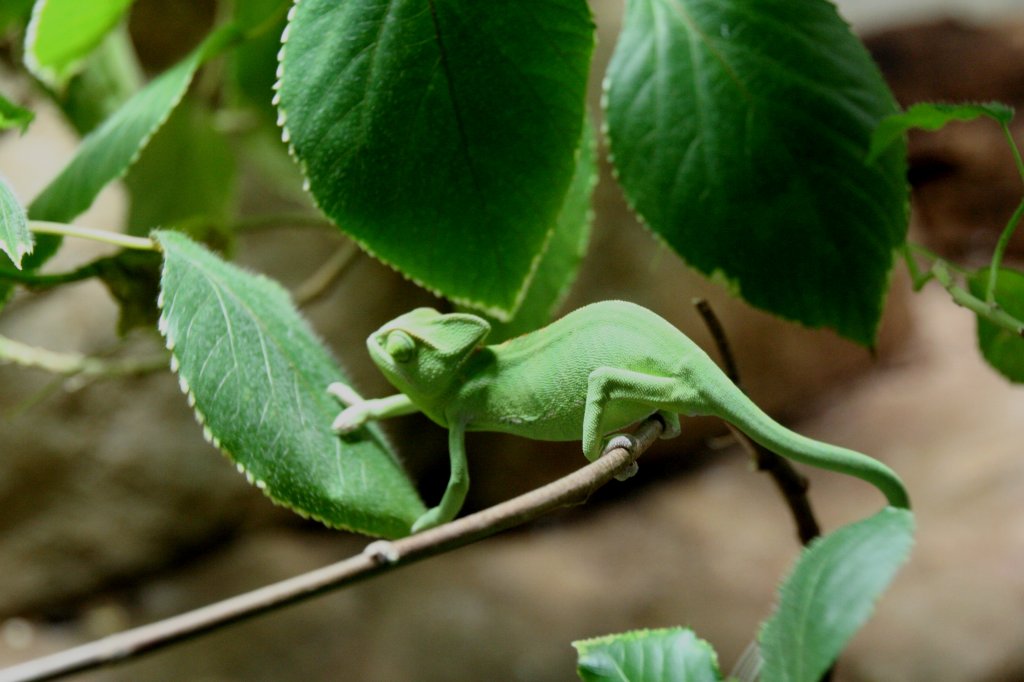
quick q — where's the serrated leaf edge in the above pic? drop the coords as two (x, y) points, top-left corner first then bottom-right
(273, 0), (549, 322)
(155, 260), (390, 533)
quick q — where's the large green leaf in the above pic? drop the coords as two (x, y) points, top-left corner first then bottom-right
(0, 175), (32, 269)
(869, 101), (1014, 163)
(574, 628), (722, 682)
(156, 230), (425, 538)
(472, 115), (596, 342)
(124, 99), (237, 236)
(28, 23), (240, 224)
(759, 507), (915, 682)
(604, 0), (908, 345)
(968, 267), (1024, 383)
(25, 0), (135, 89)
(277, 0), (594, 320)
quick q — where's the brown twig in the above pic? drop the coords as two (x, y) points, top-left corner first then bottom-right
(0, 418), (664, 682)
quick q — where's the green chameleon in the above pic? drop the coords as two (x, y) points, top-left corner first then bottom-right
(329, 300), (910, 533)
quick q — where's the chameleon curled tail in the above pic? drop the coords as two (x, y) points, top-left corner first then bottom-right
(696, 366), (910, 510)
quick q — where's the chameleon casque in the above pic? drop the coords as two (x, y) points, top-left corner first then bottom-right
(329, 300), (910, 533)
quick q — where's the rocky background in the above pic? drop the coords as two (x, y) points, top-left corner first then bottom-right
(1, 1), (1022, 680)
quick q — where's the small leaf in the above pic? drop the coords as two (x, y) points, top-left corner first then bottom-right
(968, 267), (1024, 383)
(574, 627), (723, 682)
(604, 0), (909, 345)
(156, 230), (425, 538)
(472, 115), (597, 342)
(0, 94), (34, 133)
(0, 176), (32, 269)
(760, 507), (915, 682)
(869, 101), (1015, 163)
(25, 0), (135, 89)
(278, 0), (595, 319)
(124, 99), (237, 236)
(28, 23), (240, 224)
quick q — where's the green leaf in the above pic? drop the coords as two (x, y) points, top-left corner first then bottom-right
(760, 507), (915, 682)
(124, 99), (237, 236)
(604, 0), (908, 345)
(472, 115), (596, 342)
(25, 0), (135, 89)
(155, 230), (425, 538)
(229, 0), (290, 125)
(0, 94), (34, 133)
(869, 101), (1015, 163)
(278, 0), (594, 320)
(0, 176), (32, 269)
(574, 627), (723, 682)
(28, 23), (240, 224)
(0, 0), (33, 30)
(968, 267), (1024, 383)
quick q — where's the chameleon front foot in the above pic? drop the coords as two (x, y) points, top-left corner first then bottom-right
(602, 434), (639, 481)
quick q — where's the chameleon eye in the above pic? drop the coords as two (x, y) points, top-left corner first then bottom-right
(385, 330), (415, 363)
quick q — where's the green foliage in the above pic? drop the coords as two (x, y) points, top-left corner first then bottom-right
(124, 99), (237, 236)
(471, 116), (597, 341)
(0, 175), (31, 269)
(156, 230), (425, 538)
(759, 507), (915, 682)
(604, 0), (908, 345)
(24, 0), (135, 89)
(869, 102), (1015, 163)
(229, 0), (290, 124)
(277, 0), (594, 320)
(94, 249), (163, 335)
(968, 267), (1024, 382)
(28, 24), (239, 224)
(574, 628), (722, 682)
(0, 94), (34, 133)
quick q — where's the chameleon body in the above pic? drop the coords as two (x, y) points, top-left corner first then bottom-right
(330, 300), (910, 533)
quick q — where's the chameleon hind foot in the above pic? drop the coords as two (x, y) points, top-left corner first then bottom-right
(602, 434), (639, 481)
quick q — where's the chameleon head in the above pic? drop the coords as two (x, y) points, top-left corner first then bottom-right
(367, 308), (491, 401)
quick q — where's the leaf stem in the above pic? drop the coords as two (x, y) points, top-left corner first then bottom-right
(0, 261), (100, 288)
(29, 222), (158, 252)
(0, 335), (169, 378)
(986, 196), (1024, 304)
(931, 261), (1024, 337)
(294, 242), (360, 306)
(0, 419), (662, 682)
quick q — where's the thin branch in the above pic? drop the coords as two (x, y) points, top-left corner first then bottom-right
(29, 222), (157, 252)
(692, 299), (821, 545)
(294, 242), (360, 306)
(0, 335), (169, 378)
(0, 418), (663, 682)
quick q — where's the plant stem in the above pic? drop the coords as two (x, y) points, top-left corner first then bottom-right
(986, 196), (1024, 304)
(0, 335), (168, 378)
(294, 242), (360, 306)
(29, 222), (157, 252)
(932, 261), (1024, 337)
(0, 261), (100, 288)
(0, 418), (661, 682)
